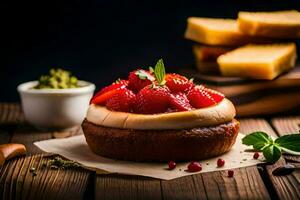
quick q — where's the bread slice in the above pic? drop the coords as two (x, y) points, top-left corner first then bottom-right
(185, 17), (271, 46)
(238, 10), (300, 38)
(193, 45), (233, 74)
(217, 43), (297, 80)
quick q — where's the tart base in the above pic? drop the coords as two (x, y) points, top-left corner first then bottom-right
(82, 119), (239, 162)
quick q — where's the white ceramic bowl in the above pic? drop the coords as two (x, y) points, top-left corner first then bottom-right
(17, 80), (95, 130)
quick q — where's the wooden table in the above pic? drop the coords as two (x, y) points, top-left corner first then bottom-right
(0, 103), (299, 200)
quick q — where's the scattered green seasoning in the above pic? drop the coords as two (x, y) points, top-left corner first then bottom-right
(29, 156), (81, 176)
(34, 68), (79, 89)
(48, 156), (81, 169)
(242, 132), (300, 163)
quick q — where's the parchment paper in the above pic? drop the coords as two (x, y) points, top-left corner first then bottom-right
(34, 133), (265, 180)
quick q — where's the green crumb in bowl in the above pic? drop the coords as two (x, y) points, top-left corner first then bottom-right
(34, 68), (79, 89)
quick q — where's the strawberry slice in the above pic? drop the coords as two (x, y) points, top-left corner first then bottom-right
(165, 73), (194, 93)
(187, 86), (216, 108)
(128, 69), (154, 92)
(90, 80), (128, 104)
(169, 92), (192, 111)
(91, 88), (122, 105)
(106, 88), (136, 112)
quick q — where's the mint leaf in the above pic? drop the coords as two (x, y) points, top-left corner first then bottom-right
(243, 131), (300, 163)
(242, 132), (272, 146)
(263, 144), (282, 163)
(275, 134), (300, 152)
(154, 59), (166, 85)
(253, 142), (269, 151)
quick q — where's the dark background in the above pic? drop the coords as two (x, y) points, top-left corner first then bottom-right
(1, 0), (300, 102)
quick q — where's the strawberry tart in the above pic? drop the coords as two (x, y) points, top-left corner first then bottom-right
(82, 59), (239, 161)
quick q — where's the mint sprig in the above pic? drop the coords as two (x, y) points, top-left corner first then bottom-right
(242, 132), (300, 163)
(154, 59), (166, 86)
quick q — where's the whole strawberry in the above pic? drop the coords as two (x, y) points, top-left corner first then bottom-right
(204, 87), (225, 103)
(106, 88), (136, 112)
(165, 73), (194, 93)
(134, 85), (170, 114)
(128, 69), (154, 92)
(196, 85), (225, 103)
(187, 86), (216, 108)
(169, 92), (192, 111)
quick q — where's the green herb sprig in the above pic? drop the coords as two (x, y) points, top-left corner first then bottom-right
(242, 132), (300, 163)
(28, 156), (81, 177)
(153, 59), (166, 86)
(48, 156), (81, 169)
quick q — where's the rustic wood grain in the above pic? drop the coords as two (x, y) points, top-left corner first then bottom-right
(0, 103), (24, 125)
(239, 118), (277, 137)
(10, 125), (53, 155)
(266, 117), (300, 200)
(0, 104), (22, 145)
(0, 155), (90, 200)
(271, 116), (300, 163)
(96, 174), (162, 200)
(203, 166), (269, 200)
(0, 104), (92, 200)
(160, 166), (270, 200)
(239, 117), (300, 200)
(2, 103), (300, 200)
(271, 116), (300, 135)
(92, 119), (275, 200)
(0, 103), (10, 124)
(160, 119), (274, 200)
(161, 175), (204, 200)
(265, 158), (300, 200)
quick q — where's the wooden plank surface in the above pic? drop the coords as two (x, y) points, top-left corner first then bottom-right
(0, 155), (90, 200)
(96, 174), (162, 200)
(267, 117), (300, 200)
(94, 119), (272, 200)
(240, 118), (300, 200)
(1, 103), (300, 200)
(0, 103), (24, 124)
(0, 104), (91, 200)
(239, 118), (277, 137)
(0, 103), (24, 144)
(271, 116), (300, 135)
(161, 175), (203, 200)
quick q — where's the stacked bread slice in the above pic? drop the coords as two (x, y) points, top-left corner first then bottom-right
(185, 10), (300, 80)
(185, 17), (271, 46)
(218, 43), (297, 80)
(238, 10), (300, 38)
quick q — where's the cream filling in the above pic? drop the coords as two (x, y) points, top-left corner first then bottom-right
(86, 98), (236, 130)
